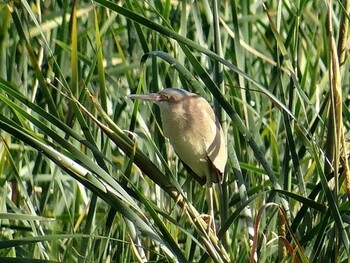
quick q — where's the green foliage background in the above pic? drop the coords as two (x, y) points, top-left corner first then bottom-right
(0, 0), (349, 262)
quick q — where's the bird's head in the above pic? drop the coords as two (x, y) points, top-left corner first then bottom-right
(129, 88), (195, 105)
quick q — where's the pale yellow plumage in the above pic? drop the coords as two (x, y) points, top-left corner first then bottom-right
(130, 88), (227, 185)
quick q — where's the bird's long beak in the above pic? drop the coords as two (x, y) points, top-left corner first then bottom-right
(128, 93), (160, 102)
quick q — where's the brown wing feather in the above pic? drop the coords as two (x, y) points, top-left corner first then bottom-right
(207, 155), (223, 184)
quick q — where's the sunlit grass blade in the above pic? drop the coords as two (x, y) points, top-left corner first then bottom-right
(2, 1), (350, 261)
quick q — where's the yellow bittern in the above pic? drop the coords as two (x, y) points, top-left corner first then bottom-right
(129, 88), (227, 231)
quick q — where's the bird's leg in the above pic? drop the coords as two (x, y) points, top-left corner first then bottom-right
(206, 180), (216, 234)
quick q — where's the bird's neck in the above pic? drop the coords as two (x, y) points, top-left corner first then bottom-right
(159, 102), (188, 136)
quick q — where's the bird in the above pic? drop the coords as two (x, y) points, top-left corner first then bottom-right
(129, 88), (227, 231)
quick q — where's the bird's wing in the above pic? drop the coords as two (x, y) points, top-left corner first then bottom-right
(206, 155), (223, 184)
(194, 98), (227, 183)
(201, 104), (227, 172)
(209, 118), (227, 173)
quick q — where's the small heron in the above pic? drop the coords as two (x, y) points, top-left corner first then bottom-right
(129, 88), (227, 231)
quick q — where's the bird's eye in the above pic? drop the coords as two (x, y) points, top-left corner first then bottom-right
(162, 94), (170, 100)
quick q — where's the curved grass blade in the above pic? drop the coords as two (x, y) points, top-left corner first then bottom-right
(141, 51), (280, 187)
(94, 0), (295, 120)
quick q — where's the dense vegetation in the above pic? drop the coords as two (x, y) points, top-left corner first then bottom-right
(0, 0), (349, 262)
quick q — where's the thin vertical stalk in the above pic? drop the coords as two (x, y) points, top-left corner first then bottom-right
(336, 0), (350, 202)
